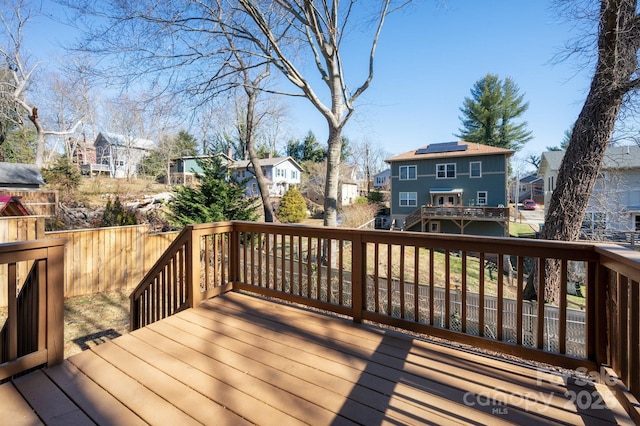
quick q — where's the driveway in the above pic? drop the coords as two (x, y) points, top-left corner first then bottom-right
(518, 204), (545, 231)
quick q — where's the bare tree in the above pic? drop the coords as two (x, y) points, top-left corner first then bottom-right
(525, 0), (640, 303)
(352, 139), (390, 194)
(65, 0), (404, 227)
(0, 0), (81, 166)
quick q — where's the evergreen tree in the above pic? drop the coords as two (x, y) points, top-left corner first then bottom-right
(41, 157), (81, 196)
(286, 131), (326, 163)
(0, 127), (36, 163)
(166, 156), (258, 227)
(101, 197), (137, 227)
(277, 187), (307, 223)
(457, 74), (532, 151)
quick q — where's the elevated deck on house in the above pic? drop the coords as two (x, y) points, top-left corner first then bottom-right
(3, 292), (632, 425)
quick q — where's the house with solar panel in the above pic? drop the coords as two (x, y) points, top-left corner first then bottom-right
(386, 141), (513, 236)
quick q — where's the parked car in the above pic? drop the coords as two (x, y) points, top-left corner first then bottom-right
(523, 199), (537, 210)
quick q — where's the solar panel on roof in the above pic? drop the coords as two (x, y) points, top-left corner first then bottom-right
(416, 142), (468, 155)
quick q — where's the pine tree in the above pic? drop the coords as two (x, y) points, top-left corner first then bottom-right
(166, 156), (258, 227)
(457, 74), (532, 151)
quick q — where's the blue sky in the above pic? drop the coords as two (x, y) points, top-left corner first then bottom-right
(26, 1), (593, 170)
(286, 1), (593, 168)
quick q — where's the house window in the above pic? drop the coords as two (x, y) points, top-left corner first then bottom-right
(291, 170), (297, 179)
(399, 165), (417, 180)
(548, 176), (554, 191)
(477, 191), (488, 206)
(582, 212), (606, 231)
(436, 163), (456, 179)
(635, 215), (640, 232)
(429, 221), (440, 233)
(251, 183), (257, 193)
(470, 161), (481, 178)
(238, 170), (245, 178)
(399, 192), (417, 207)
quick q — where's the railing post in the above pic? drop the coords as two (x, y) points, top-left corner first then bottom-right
(187, 226), (202, 308)
(229, 225), (240, 287)
(351, 232), (364, 323)
(590, 261), (608, 365)
(46, 244), (65, 366)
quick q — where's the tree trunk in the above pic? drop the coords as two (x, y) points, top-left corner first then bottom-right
(323, 126), (342, 227)
(28, 107), (46, 167)
(245, 90), (276, 223)
(525, 0), (639, 304)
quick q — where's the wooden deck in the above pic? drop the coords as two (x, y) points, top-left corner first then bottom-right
(2, 292), (633, 425)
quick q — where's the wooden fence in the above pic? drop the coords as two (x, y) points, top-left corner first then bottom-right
(0, 220), (178, 305)
(0, 190), (58, 217)
(0, 216), (46, 242)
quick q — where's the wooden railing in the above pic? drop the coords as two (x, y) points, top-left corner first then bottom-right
(404, 205), (510, 230)
(131, 221), (640, 419)
(0, 239), (65, 381)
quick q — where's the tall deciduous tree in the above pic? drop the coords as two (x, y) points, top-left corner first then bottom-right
(0, 0), (82, 166)
(66, 0), (403, 227)
(526, 0), (640, 304)
(457, 73), (532, 151)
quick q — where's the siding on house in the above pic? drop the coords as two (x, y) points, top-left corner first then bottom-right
(540, 146), (640, 232)
(386, 141), (513, 236)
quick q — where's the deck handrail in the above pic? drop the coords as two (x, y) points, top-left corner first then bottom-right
(131, 221), (639, 419)
(0, 239), (65, 381)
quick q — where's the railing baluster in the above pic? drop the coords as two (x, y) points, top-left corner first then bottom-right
(537, 257), (546, 350)
(374, 243), (379, 313)
(445, 250), (450, 329)
(559, 259), (568, 354)
(497, 254), (504, 341)
(516, 256), (524, 345)
(461, 251), (467, 333)
(399, 245), (405, 319)
(387, 244), (392, 315)
(414, 247), (419, 322)
(429, 248), (435, 326)
(478, 252), (485, 337)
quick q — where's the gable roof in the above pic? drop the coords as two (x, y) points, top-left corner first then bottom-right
(229, 156), (303, 171)
(0, 163), (45, 187)
(386, 141), (514, 163)
(96, 132), (155, 150)
(0, 196), (30, 216)
(540, 145), (640, 175)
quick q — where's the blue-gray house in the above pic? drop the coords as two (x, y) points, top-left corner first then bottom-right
(386, 141), (513, 236)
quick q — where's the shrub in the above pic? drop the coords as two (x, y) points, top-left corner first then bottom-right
(101, 197), (137, 227)
(277, 187), (307, 223)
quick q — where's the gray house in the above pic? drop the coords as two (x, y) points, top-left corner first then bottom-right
(539, 145), (640, 234)
(386, 141), (513, 236)
(92, 132), (155, 179)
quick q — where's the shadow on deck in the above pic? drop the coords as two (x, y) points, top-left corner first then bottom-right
(2, 292), (632, 425)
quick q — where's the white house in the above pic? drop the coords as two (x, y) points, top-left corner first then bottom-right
(92, 132), (155, 179)
(539, 146), (640, 233)
(373, 169), (391, 190)
(229, 156), (303, 198)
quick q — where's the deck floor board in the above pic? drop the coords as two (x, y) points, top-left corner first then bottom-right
(2, 292), (633, 425)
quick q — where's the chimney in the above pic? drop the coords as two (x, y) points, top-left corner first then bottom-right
(227, 147), (233, 159)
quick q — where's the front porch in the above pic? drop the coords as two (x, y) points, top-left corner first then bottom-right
(1, 221), (639, 424)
